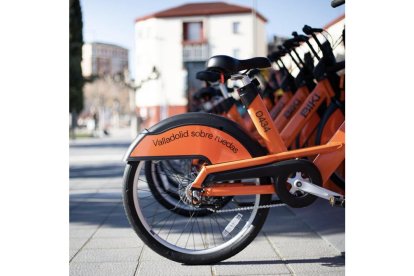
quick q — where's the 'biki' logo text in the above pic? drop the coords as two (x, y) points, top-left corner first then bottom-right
(300, 94), (321, 118)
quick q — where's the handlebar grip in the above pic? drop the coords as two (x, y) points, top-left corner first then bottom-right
(267, 52), (279, 62)
(277, 45), (288, 54)
(331, 0), (345, 8)
(285, 38), (301, 47)
(303, 25), (324, 35)
(292, 31), (309, 42)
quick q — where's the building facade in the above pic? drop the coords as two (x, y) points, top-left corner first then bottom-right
(80, 42), (131, 134)
(134, 2), (267, 129)
(82, 42), (129, 78)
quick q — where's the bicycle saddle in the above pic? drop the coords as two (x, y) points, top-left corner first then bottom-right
(196, 70), (221, 82)
(206, 55), (271, 75)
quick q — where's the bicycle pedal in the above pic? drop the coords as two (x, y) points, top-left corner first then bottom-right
(329, 196), (345, 208)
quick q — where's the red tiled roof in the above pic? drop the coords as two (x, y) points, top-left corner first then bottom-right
(136, 2), (267, 23)
(324, 14), (345, 29)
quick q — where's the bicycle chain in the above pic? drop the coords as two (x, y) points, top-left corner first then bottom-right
(207, 202), (286, 213)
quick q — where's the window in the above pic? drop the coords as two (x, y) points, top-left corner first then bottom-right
(183, 22), (203, 42)
(233, 22), (240, 34)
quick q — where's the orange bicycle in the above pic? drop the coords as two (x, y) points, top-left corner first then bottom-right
(123, 55), (344, 264)
(123, 1), (345, 264)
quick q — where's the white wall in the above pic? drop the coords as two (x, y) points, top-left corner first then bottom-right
(134, 13), (267, 110)
(81, 43), (92, 77)
(135, 18), (186, 108)
(208, 14), (266, 58)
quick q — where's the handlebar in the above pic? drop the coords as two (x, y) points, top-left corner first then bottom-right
(283, 38), (300, 49)
(331, 0), (345, 8)
(303, 25), (323, 35)
(292, 31), (308, 43)
(277, 45), (292, 57)
(293, 30), (320, 60)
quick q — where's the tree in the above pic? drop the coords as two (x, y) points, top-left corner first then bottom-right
(69, 0), (84, 136)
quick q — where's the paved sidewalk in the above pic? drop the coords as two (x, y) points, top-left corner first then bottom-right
(69, 128), (345, 276)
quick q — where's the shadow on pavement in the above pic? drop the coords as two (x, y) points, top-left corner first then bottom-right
(70, 192), (130, 228)
(215, 255), (345, 267)
(70, 163), (125, 178)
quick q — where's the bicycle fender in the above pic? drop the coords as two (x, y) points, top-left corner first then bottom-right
(123, 113), (266, 164)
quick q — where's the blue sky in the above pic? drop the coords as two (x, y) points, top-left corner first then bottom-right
(80, 0), (344, 77)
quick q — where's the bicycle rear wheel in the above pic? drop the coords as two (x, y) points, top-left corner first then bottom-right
(123, 160), (271, 264)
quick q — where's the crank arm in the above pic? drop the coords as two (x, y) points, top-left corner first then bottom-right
(293, 179), (345, 207)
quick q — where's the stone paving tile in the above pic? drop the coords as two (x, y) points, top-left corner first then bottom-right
(212, 236), (291, 275)
(264, 230), (344, 275)
(295, 270), (344, 276)
(137, 260), (213, 276)
(70, 237), (90, 251)
(286, 258), (344, 274)
(71, 248), (141, 263)
(83, 237), (143, 249)
(265, 205), (297, 219)
(69, 261), (138, 276)
(266, 234), (340, 258)
(93, 227), (138, 239)
(222, 237), (280, 261)
(70, 227), (98, 238)
(139, 245), (169, 262)
(70, 211), (110, 220)
(70, 181), (120, 190)
(262, 217), (316, 237)
(213, 259), (291, 276)
(70, 222), (102, 230)
(101, 219), (131, 229)
(70, 249), (79, 260)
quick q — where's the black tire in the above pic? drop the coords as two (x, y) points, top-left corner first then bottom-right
(123, 114), (271, 264)
(315, 101), (345, 190)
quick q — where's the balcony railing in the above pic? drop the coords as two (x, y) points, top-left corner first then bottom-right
(183, 43), (209, 62)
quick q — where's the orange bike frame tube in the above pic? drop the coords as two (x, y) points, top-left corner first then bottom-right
(246, 95), (287, 154)
(203, 183), (275, 196)
(296, 113), (321, 148)
(269, 91), (291, 119)
(274, 86), (310, 131)
(313, 122), (345, 187)
(281, 79), (335, 147)
(191, 142), (343, 190)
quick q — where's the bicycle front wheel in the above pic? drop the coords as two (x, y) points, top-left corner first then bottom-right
(123, 160), (271, 265)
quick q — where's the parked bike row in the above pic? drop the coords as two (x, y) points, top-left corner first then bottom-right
(122, 0), (345, 265)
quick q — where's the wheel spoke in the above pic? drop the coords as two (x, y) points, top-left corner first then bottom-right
(126, 159), (269, 257)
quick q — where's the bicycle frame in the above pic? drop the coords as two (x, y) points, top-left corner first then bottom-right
(188, 75), (345, 196)
(281, 78), (336, 147)
(192, 122), (345, 196)
(274, 85), (310, 131)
